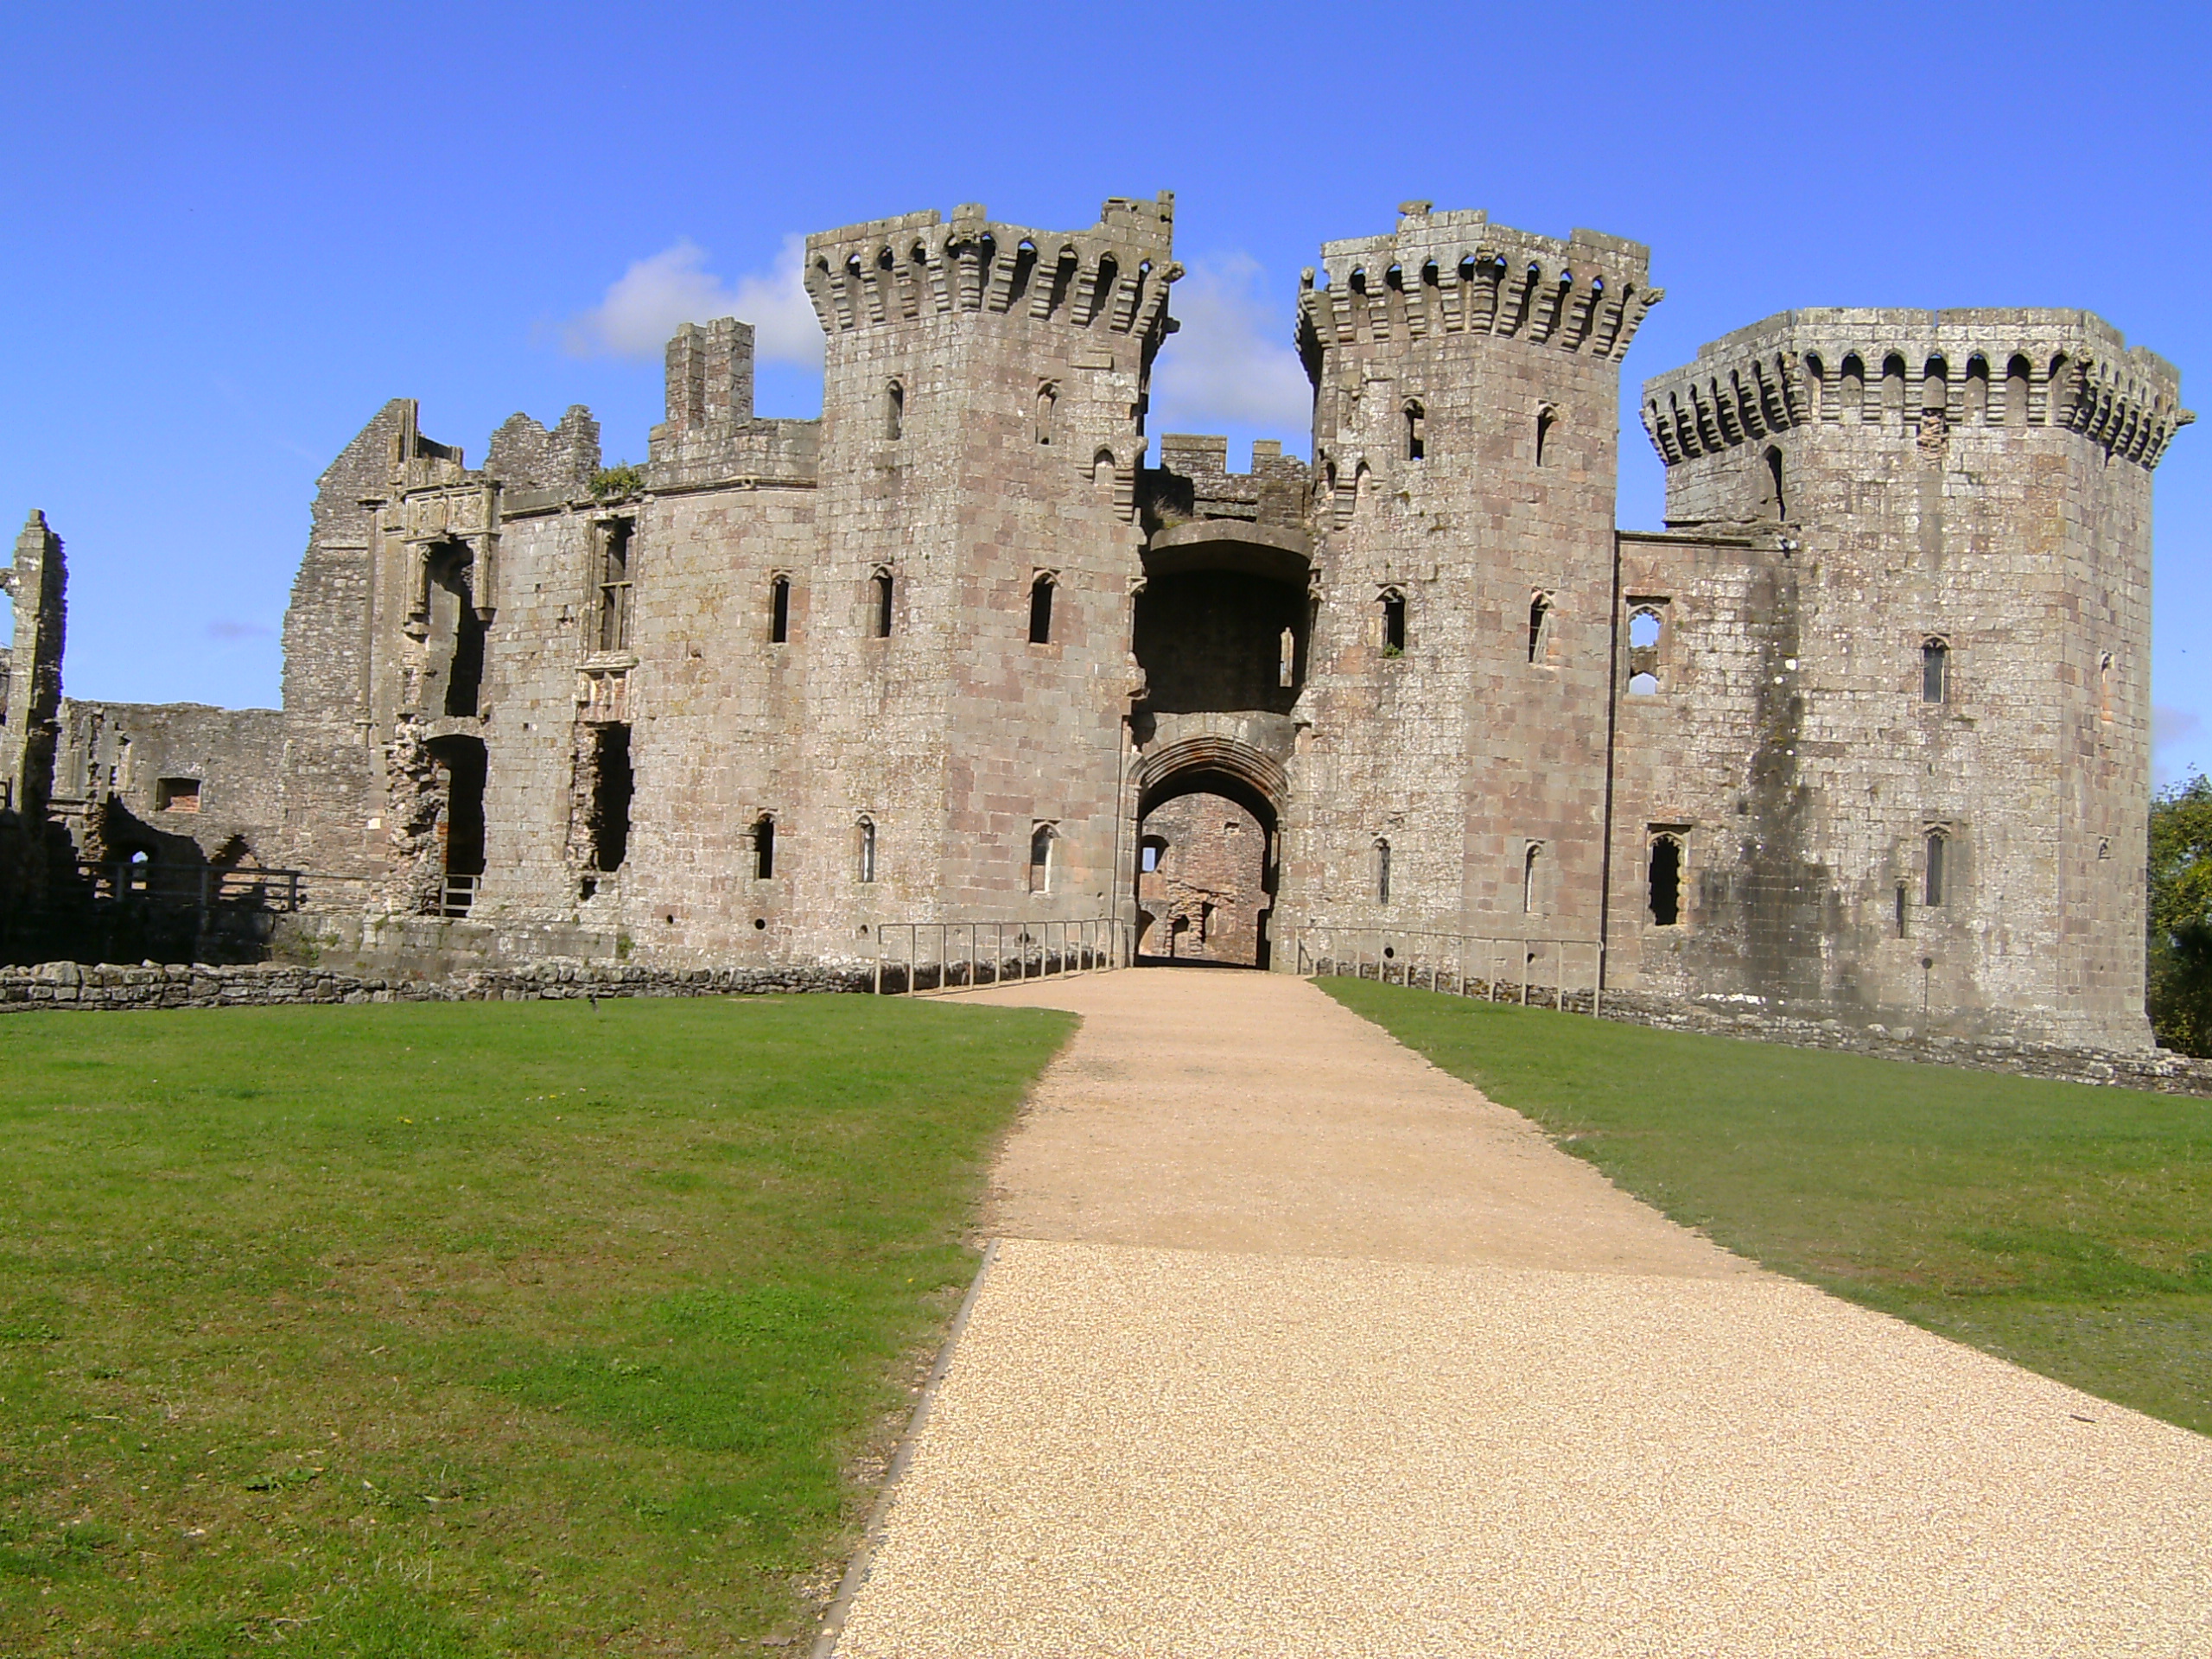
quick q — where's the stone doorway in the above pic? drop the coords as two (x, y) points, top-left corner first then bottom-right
(1135, 767), (1278, 969)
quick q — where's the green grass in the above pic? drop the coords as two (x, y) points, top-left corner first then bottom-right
(1321, 979), (2212, 1436)
(0, 995), (1071, 1656)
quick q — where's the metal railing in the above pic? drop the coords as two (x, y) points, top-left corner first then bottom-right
(1286, 925), (1606, 1016)
(440, 874), (481, 918)
(873, 918), (1128, 995)
(70, 860), (324, 913)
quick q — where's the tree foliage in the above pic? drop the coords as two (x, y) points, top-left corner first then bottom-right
(2147, 771), (2212, 1054)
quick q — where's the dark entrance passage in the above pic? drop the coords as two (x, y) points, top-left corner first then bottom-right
(1135, 765), (1278, 969)
(426, 734), (486, 917)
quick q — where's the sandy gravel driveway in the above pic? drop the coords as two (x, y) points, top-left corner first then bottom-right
(825, 969), (2212, 1658)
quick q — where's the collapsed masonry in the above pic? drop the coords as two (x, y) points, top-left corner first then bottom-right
(3, 192), (2191, 1046)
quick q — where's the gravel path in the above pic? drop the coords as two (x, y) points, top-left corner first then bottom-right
(828, 969), (2212, 1657)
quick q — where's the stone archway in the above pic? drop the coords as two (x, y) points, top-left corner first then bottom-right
(1132, 740), (1285, 970)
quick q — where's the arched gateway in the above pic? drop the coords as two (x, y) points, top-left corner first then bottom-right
(1130, 738), (1286, 969)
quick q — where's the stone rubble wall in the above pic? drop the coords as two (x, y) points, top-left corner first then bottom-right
(0, 957), (868, 1011)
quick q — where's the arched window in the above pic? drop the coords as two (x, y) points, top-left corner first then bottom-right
(885, 380), (904, 441)
(1648, 833), (1681, 926)
(1404, 399), (1426, 461)
(1092, 449), (1117, 499)
(2048, 353), (2075, 425)
(753, 815), (776, 880)
(870, 569), (894, 639)
(1802, 353), (1825, 422)
(1380, 589), (1406, 654)
(1763, 445), (1786, 520)
(1922, 638), (1949, 703)
(1535, 404), (1557, 467)
(1923, 829), (1948, 906)
(1528, 593), (1554, 664)
(1035, 382), (1058, 446)
(855, 817), (876, 884)
(1375, 837), (1392, 905)
(1522, 842), (1545, 915)
(1028, 823), (1056, 894)
(1278, 626), (1296, 690)
(1028, 573), (1055, 645)
(2100, 652), (2114, 723)
(769, 575), (791, 645)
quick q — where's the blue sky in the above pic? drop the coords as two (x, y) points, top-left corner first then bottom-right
(3, 3), (2206, 779)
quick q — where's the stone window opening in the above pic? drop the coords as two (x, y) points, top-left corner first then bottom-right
(1802, 353), (1825, 421)
(1036, 382), (1058, 446)
(1029, 573), (1055, 645)
(1535, 404), (1557, 467)
(1647, 831), (1682, 926)
(1140, 835), (1166, 874)
(1380, 589), (1407, 656)
(1626, 603), (1664, 697)
(586, 722), (632, 874)
(1895, 880), (1909, 938)
(594, 518), (634, 655)
(1092, 449), (1116, 499)
(885, 379), (904, 441)
(1028, 823), (1056, 894)
(1528, 592), (1554, 664)
(429, 543), (486, 717)
(1922, 637), (1949, 704)
(1522, 842), (1546, 915)
(1923, 828), (1948, 906)
(1404, 399), (1426, 462)
(770, 575), (791, 645)
(856, 817), (876, 884)
(753, 814), (776, 880)
(1763, 445), (1786, 520)
(2100, 652), (2114, 722)
(1374, 837), (1392, 905)
(870, 568), (894, 639)
(1965, 355), (1990, 423)
(1278, 626), (1296, 690)
(156, 777), (200, 814)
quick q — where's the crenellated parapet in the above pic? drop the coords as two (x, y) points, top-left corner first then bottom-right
(1643, 308), (2193, 469)
(801, 194), (1182, 352)
(1295, 205), (1661, 364)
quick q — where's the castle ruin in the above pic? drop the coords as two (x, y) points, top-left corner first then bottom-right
(6, 193), (2190, 1047)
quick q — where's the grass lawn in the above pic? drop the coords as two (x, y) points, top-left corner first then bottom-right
(1322, 979), (2212, 1438)
(0, 995), (1071, 1656)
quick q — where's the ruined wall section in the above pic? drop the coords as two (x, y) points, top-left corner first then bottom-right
(0, 512), (66, 910)
(1288, 206), (1660, 946)
(54, 701), (285, 872)
(791, 196), (1175, 949)
(1630, 309), (2187, 1046)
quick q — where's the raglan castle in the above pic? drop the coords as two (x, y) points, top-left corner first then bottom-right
(0, 192), (2191, 1048)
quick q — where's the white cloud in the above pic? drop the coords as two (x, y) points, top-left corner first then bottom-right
(1147, 254), (1313, 442)
(563, 235), (823, 365)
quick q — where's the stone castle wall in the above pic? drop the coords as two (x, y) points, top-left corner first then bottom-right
(3, 194), (2190, 1050)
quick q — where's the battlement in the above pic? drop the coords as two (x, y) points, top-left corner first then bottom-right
(800, 194), (1180, 345)
(1144, 435), (1310, 531)
(1643, 308), (2193, 469)
(1297, 202), (1660, 360)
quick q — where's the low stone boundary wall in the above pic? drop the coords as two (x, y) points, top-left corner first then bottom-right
(1311, 955), (2212, 1099)
(1591, 988), (2212, 1099)
(0, 959), (868, 1011)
